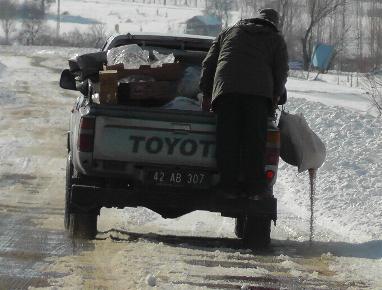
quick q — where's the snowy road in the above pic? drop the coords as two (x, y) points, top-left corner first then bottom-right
(0, 47), (381, 289)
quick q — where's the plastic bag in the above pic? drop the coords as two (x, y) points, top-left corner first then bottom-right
(151, 50), (175, 67)
(107, 44), (150, 69)
(162, 96), (201, 111)
(278, 111), (326, 172)
(177, 66), (201, 99)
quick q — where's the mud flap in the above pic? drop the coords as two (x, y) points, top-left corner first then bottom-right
(70, 185), (101, 215)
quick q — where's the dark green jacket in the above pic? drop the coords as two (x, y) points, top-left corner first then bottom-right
(200, 18), (289, 105)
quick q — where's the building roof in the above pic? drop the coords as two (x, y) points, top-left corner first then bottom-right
(187, 15), (222, 26)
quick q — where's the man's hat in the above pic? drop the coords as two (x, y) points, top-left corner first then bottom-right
(257, 8), (280, 29)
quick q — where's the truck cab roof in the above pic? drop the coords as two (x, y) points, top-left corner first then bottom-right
(102, 33), (214, 52)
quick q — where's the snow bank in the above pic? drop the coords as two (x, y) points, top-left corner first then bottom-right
(276, 97), (382, 243)
(286, 77), (371, 115)
(331, 257), (382, 289)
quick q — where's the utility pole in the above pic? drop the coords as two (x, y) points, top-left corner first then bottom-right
(41, 0), (45, 14)
(56, 0), (60, 39)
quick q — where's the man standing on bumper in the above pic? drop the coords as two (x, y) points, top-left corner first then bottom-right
(200, 9), (289, 198)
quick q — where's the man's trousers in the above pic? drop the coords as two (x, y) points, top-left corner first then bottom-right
(214, 94), (270, 195)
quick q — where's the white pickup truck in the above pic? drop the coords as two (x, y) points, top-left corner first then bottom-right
(60, 33), (280, 248)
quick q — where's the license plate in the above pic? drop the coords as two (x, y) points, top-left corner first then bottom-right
(146, 169), (210, 188)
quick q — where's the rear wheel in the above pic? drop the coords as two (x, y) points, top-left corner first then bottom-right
(242, 216), (271, 248)
(65, 153), (98, 239)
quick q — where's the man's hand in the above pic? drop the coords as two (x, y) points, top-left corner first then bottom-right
(272, 96), (280, 109)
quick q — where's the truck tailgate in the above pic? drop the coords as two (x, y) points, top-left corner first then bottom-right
(93, 114), (217, 168)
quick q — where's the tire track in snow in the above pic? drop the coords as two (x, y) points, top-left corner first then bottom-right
(39, 229), (367, 289)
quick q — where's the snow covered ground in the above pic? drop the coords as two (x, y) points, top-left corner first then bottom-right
(0, 1), (381, 288)
(1, 44), (380, 289)
(44, 0), (243, 37)
(48, 0), (206, 35)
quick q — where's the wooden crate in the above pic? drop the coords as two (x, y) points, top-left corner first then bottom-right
(99, 70), (118, 104)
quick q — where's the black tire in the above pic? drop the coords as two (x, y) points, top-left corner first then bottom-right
(68, 213), (97, 239)
(242, 216), (271, 248)
(234, 216), (245, 239)
(65, 153), (98, 239)
(64, 154), (73, 230)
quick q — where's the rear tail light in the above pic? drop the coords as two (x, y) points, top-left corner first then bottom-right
(265, 170), (275, 181)
(80, 117), (95, 130)
(78, 117), (95, 152)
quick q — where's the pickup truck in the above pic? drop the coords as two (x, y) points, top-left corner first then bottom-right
(60, 33), (280, 248)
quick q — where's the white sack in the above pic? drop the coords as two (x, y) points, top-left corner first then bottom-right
(278, 111), (326, 172)
(177, 66), (201, 99)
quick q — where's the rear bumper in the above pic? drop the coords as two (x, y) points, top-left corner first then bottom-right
(69, 184), (277, 220)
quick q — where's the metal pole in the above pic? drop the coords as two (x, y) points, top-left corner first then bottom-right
(357, 72), (359, 87)
(56, 0), (61, 39)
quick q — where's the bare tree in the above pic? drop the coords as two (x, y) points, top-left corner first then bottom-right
(273, 0), (293, 32)
(205, 0), (233, 28)
(367, 0), (382, 70)
(324, 2), (352, 72)
(0, 0), (17, 44)
(19, 1), (45, 45)
(238, 0), (257, 19)
(59, 23), (107, 48)
(355, 0), (364, 72)
(38, 0), (55, 17)
(364, 74), (382, 116)
(89, 23), (107, 48)
(301, 0), (347, 70)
